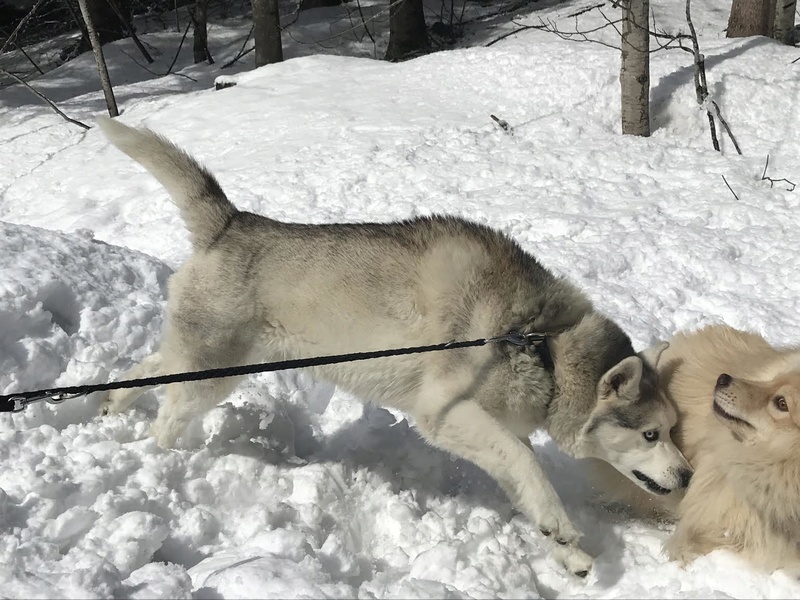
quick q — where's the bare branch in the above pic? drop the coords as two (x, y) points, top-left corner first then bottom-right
(710, 99), (741, 155)
(118, 47), (198, 82)
(354, 0), (377, 50)
(221, 24), (254, 69)
(0, 68), (90, 129)
(106, 0), (155, 63)
(167, 20), (192, 75)
(0, 26), (44, 74)
(685, 0), (719, 151)
(0, 0), (48, 55)
(485, 24), (545, 47)
(721, 175), (739, 201)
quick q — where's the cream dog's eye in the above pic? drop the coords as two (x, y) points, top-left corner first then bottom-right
(774, 396), (789, 412)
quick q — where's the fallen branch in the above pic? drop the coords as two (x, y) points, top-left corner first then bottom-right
(761, 155), (796, 191)
(721, 175), (739, 200)
(0, 68), (90, 129)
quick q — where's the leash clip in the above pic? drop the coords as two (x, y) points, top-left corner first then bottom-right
(10, 396), (27, 413)
(7, 392), (83, 413)
(489, 331), (547, 347)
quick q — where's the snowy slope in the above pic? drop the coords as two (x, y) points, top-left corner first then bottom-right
(2, 1), (800, 597)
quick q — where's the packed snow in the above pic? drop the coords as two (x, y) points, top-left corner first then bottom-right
(2, 0), (800, 597)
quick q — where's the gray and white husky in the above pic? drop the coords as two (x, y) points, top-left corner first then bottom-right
(97, 117), (692, 577)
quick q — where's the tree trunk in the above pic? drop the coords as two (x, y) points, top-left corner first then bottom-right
(77, 0), (119, 116)
(77, 0), (128, 51)
(385, 0), (429, 61)
(192, 0), (211, 63)
(620, 0), (650, 137)
(726, 0), (775, 37)
(773, 0), (797, 44)
(252, 0), (283, 67)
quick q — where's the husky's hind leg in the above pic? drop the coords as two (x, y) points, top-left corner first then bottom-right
(101, 352), (164, 415)
(414, 377), (593, 578)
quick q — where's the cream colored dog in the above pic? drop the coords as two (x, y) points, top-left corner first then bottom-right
(590, 324), (800, 574)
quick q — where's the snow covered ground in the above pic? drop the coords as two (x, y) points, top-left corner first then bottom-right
(2, 0), (800, 597)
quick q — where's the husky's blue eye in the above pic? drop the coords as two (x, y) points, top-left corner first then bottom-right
(643, 430), (659, 442)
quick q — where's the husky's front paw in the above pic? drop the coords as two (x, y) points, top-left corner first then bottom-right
(537, 515), (592, 578)
(553, 543), (593, 578)
(100, 387), (139, 416)
(537, 513), (581, 547)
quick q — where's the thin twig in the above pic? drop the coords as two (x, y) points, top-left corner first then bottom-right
(486, 24), (545, 47)
(118, 47), (198, 81)
(760, 155), (797, 191)
(0, 68), (90, 129)
(221, 24), (254, 69)
(721, 175), (739, 200)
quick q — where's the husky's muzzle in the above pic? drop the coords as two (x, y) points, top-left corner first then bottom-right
(631, 470), (672, 495)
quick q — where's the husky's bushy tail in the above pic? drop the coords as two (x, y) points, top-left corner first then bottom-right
(98, 116), (237, 250)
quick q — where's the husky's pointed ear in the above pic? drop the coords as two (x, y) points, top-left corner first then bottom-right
(638, 341), (669, 370)
(599, 356), (643, 400)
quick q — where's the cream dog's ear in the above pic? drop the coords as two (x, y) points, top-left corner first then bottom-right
(639, 341), (669, 370)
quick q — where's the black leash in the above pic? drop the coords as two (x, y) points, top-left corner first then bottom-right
(0, 332), (550, 413)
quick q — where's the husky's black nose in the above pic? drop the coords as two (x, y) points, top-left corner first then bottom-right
(679, 468), (693, 489)
(716, 373), (732, 388)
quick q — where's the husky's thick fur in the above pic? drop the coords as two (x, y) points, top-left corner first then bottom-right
(591, 324), (800, 574)
(97, 117), (692, 577)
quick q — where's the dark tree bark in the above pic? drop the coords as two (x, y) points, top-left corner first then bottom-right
(252, 0), (283, 67)
(192, 0), (211, 64)
(773, 0), (797, 44)
(727, 0), (796, 44)
(620, 0), (650, 137)
(385, 0), (429, 61)
(726, 0), (775, 37)
(77, 0), (118, 116)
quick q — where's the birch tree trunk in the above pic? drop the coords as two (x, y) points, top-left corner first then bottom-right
(252, 0), (283, 67)
(620, 0), (650, 137)
(77, 0), (118, 117)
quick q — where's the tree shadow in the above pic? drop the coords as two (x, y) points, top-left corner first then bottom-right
(651, 36), (767, 133)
